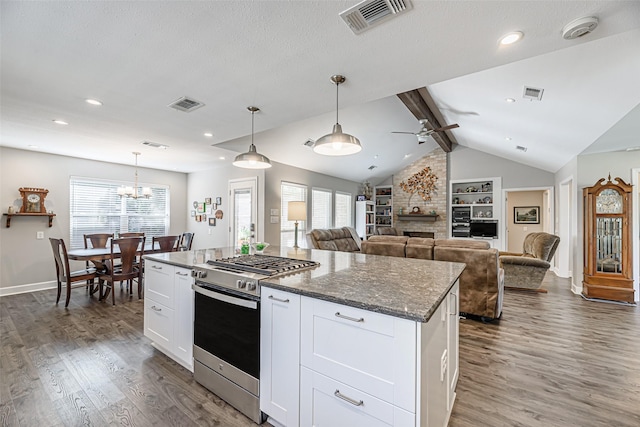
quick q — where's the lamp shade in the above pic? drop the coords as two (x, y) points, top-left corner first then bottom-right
(233, 144), (272, 169)
(288, 201), (307, 221)
(313, 123), (362, 156)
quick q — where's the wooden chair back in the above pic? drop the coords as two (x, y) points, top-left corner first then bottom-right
(152, 235), (180, 252)
(49, 237), (97, 307)
(83, 233), (113, 249)
(100, 236), (145, 305)
(119, 232), (144, 238)
(179, 232), (195, 251)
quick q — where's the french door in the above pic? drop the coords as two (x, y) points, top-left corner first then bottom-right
(229, 177), (258, 248)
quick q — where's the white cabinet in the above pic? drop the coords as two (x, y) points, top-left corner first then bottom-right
(355, 200), (375, 240)
(261, 283), (460, 427)
(260, 287), (301, 427)
(144, 260), (194, 371)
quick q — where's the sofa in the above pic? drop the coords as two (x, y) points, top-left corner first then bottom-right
(499, 232), (560, 292)
(306, 227), (362, 252)
(362, 236), (504, 321)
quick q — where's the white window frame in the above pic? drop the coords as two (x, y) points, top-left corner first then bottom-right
(312, 187), (333, 230)
(334, 191), (353, 228)
(69, 176), (170, 249)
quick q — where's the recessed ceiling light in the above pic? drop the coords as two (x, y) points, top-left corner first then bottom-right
(626, 147), (640, 152)
(505, 137), (512, 141)
(499, 31), (524, 45)
(505, 98), (516, 103)
(374, 154), (379, 159)
(219, 156), (225, 160)
(52, 120), (68, 125)
(204, 132), (213, 137)
(403, 153), (412, 159)
(85, 98), (103, 106)
(28, 145), (38, 149)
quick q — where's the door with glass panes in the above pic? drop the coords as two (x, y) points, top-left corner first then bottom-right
(229, 178), (258, 249)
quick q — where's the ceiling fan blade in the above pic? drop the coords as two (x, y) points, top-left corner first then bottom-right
(432, 123), (459, 132)
(391, 131), (418, 135)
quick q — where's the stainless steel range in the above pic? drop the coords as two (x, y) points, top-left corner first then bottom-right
(191, 254), (319, 424)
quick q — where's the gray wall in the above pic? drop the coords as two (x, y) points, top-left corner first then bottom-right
(263, 162), (361, 246)
(450, 146), (555, 188)
(0, 147), (188, 292)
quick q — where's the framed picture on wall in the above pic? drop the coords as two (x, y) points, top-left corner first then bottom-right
(196, 202), (205, 213)
(215, 196), (222, 205)
(205, 197), (212, 204)
(514, 206), (540, 224)
(209, 218), (216, 226)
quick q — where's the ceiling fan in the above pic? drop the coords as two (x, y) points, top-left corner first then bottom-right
(392, 119), (459, 144)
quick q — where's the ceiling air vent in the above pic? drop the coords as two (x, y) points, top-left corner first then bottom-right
(340, 0), (412, 35)
(368, 165), (378, 170)
(142, 141), (169, 149)
(522, 86), (544, 101)
(168, 96), (205, 112)
(516, 145), (528, 152)
(303, 138), (315, 147)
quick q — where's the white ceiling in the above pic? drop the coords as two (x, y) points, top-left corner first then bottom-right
(2, 1), (639, 183)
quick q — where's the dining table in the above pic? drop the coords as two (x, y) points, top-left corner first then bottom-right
(66, 242), (170, 261)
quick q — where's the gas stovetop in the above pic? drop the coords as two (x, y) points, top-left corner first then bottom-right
(192, 254), (319, 299)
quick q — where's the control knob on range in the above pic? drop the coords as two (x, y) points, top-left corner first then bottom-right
(236, 279), (247, 289)
(191, 270), (207, 279)
(247, 281), (256, 291)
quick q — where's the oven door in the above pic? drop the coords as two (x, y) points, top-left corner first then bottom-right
(193, 284), (260, 380)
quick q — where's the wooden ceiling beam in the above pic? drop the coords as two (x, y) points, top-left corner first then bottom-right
(396, 88), (457, 152)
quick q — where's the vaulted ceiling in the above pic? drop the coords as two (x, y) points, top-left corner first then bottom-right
(2, 1), (639, 183)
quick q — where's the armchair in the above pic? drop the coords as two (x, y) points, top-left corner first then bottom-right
(499, 232), (560, 293)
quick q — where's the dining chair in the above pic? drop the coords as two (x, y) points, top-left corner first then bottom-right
(50, 238), (98, 307)
(178, 232), (195, 251)
(83, 233), (113, 273)
(152, 235), (181, 252)
(98, 236), (145, 305)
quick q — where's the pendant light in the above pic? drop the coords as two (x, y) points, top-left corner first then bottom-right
(233, 106), (272, 169)
(117, 152), (152, 199)
(313, 75), (362, 156)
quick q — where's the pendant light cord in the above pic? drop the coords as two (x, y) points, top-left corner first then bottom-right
(251, 109), (255, 145)
(335, 81), (339, 125)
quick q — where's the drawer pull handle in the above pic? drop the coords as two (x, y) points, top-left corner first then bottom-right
(335, 312), (364, 323)
(151, 305), (162, 312)
(151, 265), (162, 270)
(176, 272), (188, 276)
(334, 390), (363, 406)
(268, 295), (290, 303)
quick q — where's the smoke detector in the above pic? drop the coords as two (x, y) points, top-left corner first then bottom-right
(562, 16), (598, 40)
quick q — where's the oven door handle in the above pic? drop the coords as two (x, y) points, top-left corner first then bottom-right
(192, 284), (258, 310)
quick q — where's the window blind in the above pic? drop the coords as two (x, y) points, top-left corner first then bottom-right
(312, 188), (332, 230)
(281, 182), (307, 248)
(334, 191), (353, 228)
(69, 177), (170, 249)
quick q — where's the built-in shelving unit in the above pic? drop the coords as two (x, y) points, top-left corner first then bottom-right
(374, 185), (393, 233)
(355, 200), (375, 240)
(449, 177), (501, 248)
(4, 212), (56, 228)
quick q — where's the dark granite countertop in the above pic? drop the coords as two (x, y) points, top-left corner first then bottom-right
(144, 246), (465, 323)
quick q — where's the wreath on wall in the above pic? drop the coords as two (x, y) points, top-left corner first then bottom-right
(399, 166), (438, 201)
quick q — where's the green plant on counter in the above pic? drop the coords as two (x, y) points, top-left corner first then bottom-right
(256, 243), (266, 251)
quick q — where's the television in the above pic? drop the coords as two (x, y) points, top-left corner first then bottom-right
(470, 220), (498, 238)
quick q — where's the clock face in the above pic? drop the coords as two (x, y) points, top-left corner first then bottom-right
(596, 189), (622, 214)
(27, 194), (41, 203)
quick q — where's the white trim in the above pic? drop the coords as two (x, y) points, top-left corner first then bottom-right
(0, 281), (57, 297)
(632, 168), (639, 302)
(501, 185), (554, 253)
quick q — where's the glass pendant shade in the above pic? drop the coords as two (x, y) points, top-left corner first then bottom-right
(233, 106), (272, 169)
(313, 74), (362, 156)
(118, 152), (152, 199)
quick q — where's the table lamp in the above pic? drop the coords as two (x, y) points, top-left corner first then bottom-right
(288, 201), (306, 248)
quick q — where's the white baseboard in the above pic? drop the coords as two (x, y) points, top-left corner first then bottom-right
(0, 281), (57, 297)
(570, 280), (582, 295)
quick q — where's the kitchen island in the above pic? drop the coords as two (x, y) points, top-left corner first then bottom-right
(143, 247), (465, 427)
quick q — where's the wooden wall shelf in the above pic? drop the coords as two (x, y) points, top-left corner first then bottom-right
(3, 213), (56, 228)
(397, 214), (439, 222)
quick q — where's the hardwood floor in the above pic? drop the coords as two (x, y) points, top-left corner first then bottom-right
(1, 274), (638, 426)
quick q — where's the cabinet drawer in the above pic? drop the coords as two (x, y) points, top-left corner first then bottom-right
(301, 297), (416, 412)
(300, 367), (414, 427)
(145, 261), (174, 307)
(144, 300), (174, 348)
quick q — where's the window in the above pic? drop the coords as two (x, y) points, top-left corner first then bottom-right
(334, 191), (353, 228)
(312, 188), (332, 230)
(281, 182), (307, 248)
(69, 177), (169, 249)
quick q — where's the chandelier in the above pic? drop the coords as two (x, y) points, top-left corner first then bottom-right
(117, 152), (152, 199)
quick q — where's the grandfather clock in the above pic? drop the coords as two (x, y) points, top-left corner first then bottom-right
(582, 175), (634, 302)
